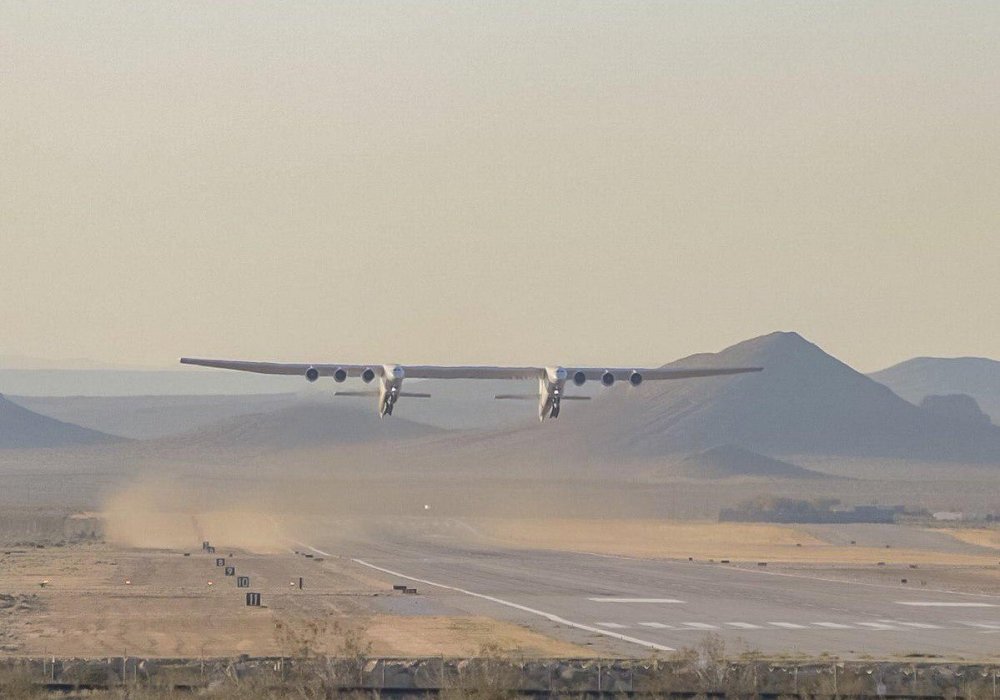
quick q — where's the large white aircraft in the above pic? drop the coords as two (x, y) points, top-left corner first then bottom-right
(180, 357), (762, 421)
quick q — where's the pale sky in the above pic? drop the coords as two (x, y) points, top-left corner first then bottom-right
(2, 2), (998, 372)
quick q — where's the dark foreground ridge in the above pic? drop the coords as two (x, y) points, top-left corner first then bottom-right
(1, 655), (996, 698)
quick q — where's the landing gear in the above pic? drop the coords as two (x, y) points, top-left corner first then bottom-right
(382, 387), (400, 416)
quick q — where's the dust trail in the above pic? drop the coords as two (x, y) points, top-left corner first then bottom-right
(102, 476), (287, 552)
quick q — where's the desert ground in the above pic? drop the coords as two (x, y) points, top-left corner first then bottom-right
(3, 500), (1000, 661)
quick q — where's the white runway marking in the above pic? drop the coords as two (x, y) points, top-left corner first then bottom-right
(897, 601), (998, 607)
(726, 622), (763, 629)
(639, 622), (672, 629)
(895, 622), (942, 629)
(857, 622), (901, 631)
(813, 622), (853, 629)
(351, 558), (674, 652)
(595, 622), (627, 629)
(770, 622), (808, 629)
(682, 622), (719, 630)
(588, 597), (684, 604)
(961, 622), (1000, 630)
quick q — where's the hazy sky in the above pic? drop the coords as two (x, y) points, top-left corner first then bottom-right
(2, 2), (998, 372)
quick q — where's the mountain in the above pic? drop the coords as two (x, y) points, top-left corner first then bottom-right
(870, 357), (1000, 424)
(919, 394), (992, 426)
(145, 397), (441, 455)
(0, 394), (122, 449)
(450, 332), (1000, 467)
(663, 444), (820, 479)
(9, 393), (305, 439)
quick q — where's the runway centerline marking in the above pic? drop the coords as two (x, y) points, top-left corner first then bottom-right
(814, 622), (853, 629)
(897, 602), (998, 607)
(588, 598), (684, 604)
(350, 558), (674, 652)
(639, 622), (672, 629)
(726, 622), (763, 629)
(769, 622), (808, 629)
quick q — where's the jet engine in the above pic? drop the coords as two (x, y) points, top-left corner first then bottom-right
(629, 371), (643, 386)
(601, 370), (615, 387)
(361, 368), (376, 383)
(305, 367), (319, 382)
(572, 370), (587, 386)
(333, 367), (348, 383)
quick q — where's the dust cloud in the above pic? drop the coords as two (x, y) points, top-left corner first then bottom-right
(102, 476), (289, 553)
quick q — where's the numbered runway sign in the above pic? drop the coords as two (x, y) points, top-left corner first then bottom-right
(246, 592), (261, 607)
(216, 558), (225, 566)
(237, 576), (250, 588)
(224, 566), (235, 576)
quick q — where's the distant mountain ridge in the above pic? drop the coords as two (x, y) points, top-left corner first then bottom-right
(445, 332), (1000, 468)
(871, 357), (1000, 424)
(143, 398), (441, 455)
(664, 444), (820, 479)
(0, 394), (122, 449)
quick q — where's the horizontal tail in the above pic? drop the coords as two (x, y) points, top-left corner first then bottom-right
(494, 394), (590, 401)
(335, 390), (430, 398)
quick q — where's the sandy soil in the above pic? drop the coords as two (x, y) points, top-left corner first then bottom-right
(479, 518), (1000, 565)
(0, 542), (593, 658)
(935, 527), (1000, 550)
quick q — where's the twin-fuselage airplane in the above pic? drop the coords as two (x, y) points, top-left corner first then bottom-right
(179, 358), (762, 420)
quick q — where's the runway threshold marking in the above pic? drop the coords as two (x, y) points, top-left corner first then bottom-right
(897, 601), (998, 607)
(350, 558), (675, 652)
(588, 597), (684, 603)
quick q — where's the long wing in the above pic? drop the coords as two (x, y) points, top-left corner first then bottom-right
(566, 367), (763, 382)
(179, 358), (545, 380)
(179, 358), (370, 377)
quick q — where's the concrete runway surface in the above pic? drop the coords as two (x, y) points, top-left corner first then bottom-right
(299, 519), (1000, 659)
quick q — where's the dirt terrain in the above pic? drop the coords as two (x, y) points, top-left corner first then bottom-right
(0, 538), (593, 659)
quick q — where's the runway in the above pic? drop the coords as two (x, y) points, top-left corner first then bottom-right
(305, 520), (1000, 659)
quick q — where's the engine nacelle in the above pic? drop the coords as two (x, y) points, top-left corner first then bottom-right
(601, 370), (615, 387)
(573, 370), (587, 386)
(333, 367), (348, 383)
(629, 371), (643, 386)
(361, 367), (376, 383)
(305, 367), (320, 383)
